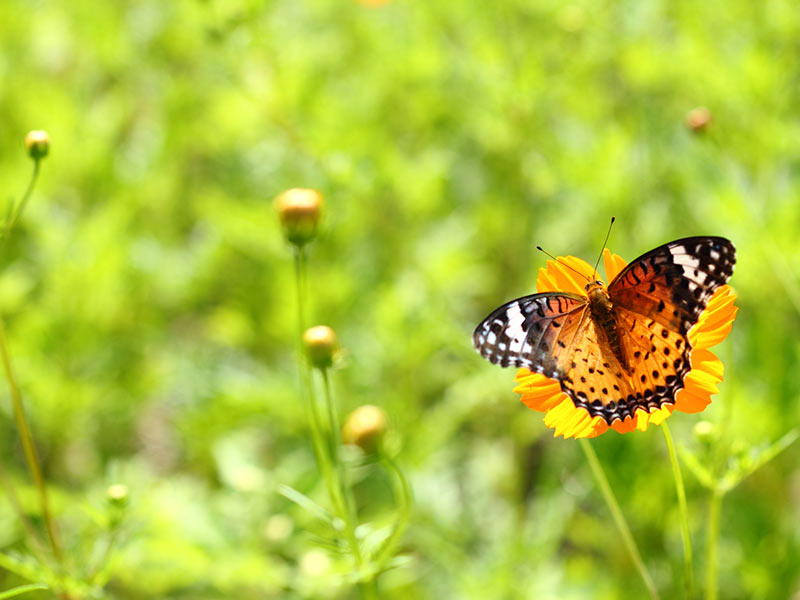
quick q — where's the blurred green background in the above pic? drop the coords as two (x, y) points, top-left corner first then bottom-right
(1, 0), (799, 598)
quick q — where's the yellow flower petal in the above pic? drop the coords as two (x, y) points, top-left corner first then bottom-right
(514, 370), (564, 411)
(536, 256), (596, 296)
(689, 286), (738, 350)
(602, 248), (628, 282)
(611, 416), (637, 434)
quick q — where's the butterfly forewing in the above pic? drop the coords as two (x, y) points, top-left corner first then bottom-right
(608, 237), (735, 334)
(472, 293), (588, 376)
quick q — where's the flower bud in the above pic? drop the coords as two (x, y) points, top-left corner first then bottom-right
(106, 483), (129, 507)
(342, 404), (388, 453)
(303, 325), (337, 369)
(693, 420), (715, 444)
(276, 188), (322, 246)
(25, 130), (50, 160)
(686, 107), (712, 133)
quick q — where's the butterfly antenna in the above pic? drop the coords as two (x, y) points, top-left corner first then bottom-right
(592, 216), (616, 281)
(536, 246), (591, 282)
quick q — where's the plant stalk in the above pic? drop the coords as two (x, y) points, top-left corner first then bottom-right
(3, 159), (40, 240)
(579, 438), (659, 600)
(0, 318), (62, 564)
(375, 453), (411, 568)
(291, 245), (374, 600)
(705, 488), (722, 600)
(662, 421), (694, 599)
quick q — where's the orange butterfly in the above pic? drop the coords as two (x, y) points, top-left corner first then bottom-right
(473, 237), (735, 425)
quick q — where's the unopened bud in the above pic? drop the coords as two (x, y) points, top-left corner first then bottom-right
(686, 107), (712, 133)
(342, 405), (388, 453)
(276, 188), (322, 246)
(693, 420), (715, 444)
(303, 325), (337, 369)
(107, 483), (129, 508)
(25, 130), (50, 160)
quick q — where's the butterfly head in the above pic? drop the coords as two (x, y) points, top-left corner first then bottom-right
(584, 280), (606, 294)
(585, 280), (612, 311)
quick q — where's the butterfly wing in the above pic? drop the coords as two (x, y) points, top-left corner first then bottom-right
(608, 237), (736, 335)
(472, 293), (588, 377)
(599, 236), (736, 418)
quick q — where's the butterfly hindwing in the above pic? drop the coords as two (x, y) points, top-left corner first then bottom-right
(558, 318), (638, 422)
(473, 293), (587, 375)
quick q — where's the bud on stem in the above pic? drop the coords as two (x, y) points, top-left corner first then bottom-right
(25, 130), (50, 160)
(276, 188), (322, 246)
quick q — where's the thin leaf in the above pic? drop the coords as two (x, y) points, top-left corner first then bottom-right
(721, 429), (799, 492)
(0, 553), (45, 583)
(277, 484), (333, 524)
(679, 447), (715, 490)
(0, 584), (48, 599)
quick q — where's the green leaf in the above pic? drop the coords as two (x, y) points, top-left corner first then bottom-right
(277, 484), (333, 524)
(0, 552), (47, 584)
(0, 584), (48, 599)
(679, 447), (715, 490)
(720, 429), (799, 492)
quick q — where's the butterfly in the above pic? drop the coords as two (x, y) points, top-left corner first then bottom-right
(473, 237), (736, 424)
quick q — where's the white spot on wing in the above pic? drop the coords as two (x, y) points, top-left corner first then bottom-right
(673, 255), (701, 268)
(506, 303), (527, 353)
(682, 264), (707, 282)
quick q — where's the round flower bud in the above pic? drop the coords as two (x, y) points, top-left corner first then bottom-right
(693, 420), (715, 444)
(686, 107), (712, 133)
(276, 188), (322, 246)
(25, 130), (50, 160)
(342, 405), (388, 453)
(106, 483), (129, 508)
(303, 325), (337, 369)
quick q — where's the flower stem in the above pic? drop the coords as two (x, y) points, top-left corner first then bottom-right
(705, 488), (722, 600)
(3, 159), (40, 240)
(661, 421), (694, 599)
(0, 317), (62, 565)
(375, 453), (411, 568)
(0, 457), (51, 567)
(293, 247), (328, 474)
(291, 246), (375, 600)
(579, 438), (659, 600)
(320, 370), (378, 600)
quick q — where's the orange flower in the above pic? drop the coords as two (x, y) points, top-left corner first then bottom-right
(514, 249), (738, 439)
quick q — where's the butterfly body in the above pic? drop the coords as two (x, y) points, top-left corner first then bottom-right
(473, 236), (736, 425)
(584, 281), (630, 374)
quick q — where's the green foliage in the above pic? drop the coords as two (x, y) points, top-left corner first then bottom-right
(0, 0), (799, 598)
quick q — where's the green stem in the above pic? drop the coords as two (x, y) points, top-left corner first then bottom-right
(3, 159), (40, 240)
(579, 438), (659, 600)
(0, 151), (60, 563)
(88, 527), (120, 583)
(320, 370), (370, 581)
(375, 454), (411, 568)
(705, 488), (722, 600)
(293, 247), (328, 475)
(291, 245), (374, 600)
(662, 421), (694, 598)
(0, 457), (51, 567)
(0, 318), (62, 565)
